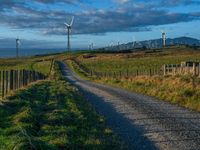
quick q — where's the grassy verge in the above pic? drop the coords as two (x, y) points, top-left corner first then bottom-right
(96, 75), (200, 111)
(0, 62), (125, 150)
(66, 59), (93, 80)
(66, 49), (200, 112)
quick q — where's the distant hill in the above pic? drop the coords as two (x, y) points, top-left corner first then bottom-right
(167, 37), (200, 46)
(104, 37), (200, 51)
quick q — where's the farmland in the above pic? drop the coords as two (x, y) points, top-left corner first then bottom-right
(76, 47), (200, 75)
(0, 56), (56, 76)
(67, 47), (200, 111)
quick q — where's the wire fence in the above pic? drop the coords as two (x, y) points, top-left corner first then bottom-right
(71, 58), (163, 79)
(0, 70), (46, 99)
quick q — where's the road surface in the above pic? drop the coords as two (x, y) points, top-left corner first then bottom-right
(60, 61), (200, 150)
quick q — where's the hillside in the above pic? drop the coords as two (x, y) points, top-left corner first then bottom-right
(104, 37), (200, 51)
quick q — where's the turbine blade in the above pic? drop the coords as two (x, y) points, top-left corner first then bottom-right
(64, 22), (70, 26)
(70, 16), (74, 26)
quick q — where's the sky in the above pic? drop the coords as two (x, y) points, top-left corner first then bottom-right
(0, 0), (199, 49)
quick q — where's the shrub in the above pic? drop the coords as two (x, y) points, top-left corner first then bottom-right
(182, 89), (195, 97)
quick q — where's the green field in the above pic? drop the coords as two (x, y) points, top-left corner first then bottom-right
(0, 55), (57, 76)
(76, 47), (200, 75)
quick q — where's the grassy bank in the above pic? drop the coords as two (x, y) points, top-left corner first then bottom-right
(66, 47), (200, 112)
(0, 62), (125, 150)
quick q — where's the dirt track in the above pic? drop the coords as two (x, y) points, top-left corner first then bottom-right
(60, 61), (200, 150)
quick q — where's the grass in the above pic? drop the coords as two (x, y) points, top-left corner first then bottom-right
(76, 47), (200, 75)
(97, 75), (200, 111)
(66, 47), (200, 112)
(0, 55), (55, 99)
(0, 61), (125, 150)
(0, 55), (56, 75)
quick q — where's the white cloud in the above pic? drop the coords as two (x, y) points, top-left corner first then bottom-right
(113, 0), (130, 4)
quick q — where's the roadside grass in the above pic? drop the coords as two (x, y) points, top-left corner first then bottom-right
(97, 75), (200, 111)
(66, 60), (93, 80)
(0, 61), (125, 150)
(66, 47), (200, 112)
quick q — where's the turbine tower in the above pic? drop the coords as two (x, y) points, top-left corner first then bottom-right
(162, 31), (166, 47)
(64, 16), (74, 52)
(16, 38), (20, 58)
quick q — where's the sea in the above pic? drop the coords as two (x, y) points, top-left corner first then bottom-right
(0, 48), (68, 58)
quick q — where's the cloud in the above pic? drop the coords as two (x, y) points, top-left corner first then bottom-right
(35, 0), (81, 5)
(0, 0), (199, 36)
(113, 0), (130, 4)
(160, 0), (200, 6)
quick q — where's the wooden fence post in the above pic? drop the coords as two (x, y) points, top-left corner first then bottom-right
(17, 70), (19, 89)
(13, 70), (15, 90)
(33, 71), (35, 81)
(25, 70), (28, 85)
(90, 70), (93, 76)
(164, 64), (167, 76)
(149, 69), (152, 76)
(24, 70), (26, 86)
(18, 70), (21, 88)
(15, 70), (17, 90)
(20, 70), (23, 87)
(21, 70), (24, 87)
(2, 71), (5, 98)
(119, 71), (121, 78)
(5, 71), (8, 96)
(27, 71), (30, 83)
(10, 70), (13, 91)
(193, 63), (196, 76)
(0, 71), (1, 97)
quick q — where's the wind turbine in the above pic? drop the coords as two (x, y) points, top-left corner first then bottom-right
(16, 37), (20, 58)
(161, 30), (166, 48)
(132, 36), (136, 48)
(90, 39), (94, 50)
(64, 16), (74, 52)
(89, 43), (94, 50)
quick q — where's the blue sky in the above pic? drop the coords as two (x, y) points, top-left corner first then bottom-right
(0, 0), (199, 49)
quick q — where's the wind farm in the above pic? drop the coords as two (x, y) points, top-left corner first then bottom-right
(0, 1), (200, 150)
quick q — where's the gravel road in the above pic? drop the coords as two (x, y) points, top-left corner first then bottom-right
(60, 61), (200, 150)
